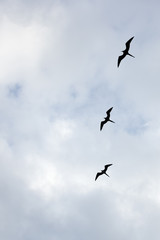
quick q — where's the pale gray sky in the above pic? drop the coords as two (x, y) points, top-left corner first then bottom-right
(0, 0), (160, 239)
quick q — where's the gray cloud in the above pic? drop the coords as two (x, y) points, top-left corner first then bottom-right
(0, 0), (160, 239)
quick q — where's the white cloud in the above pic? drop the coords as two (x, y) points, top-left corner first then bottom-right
(0, 0), (160, 240)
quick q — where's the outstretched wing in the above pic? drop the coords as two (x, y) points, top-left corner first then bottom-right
(106, 107), (113, 117)
(104, 164), (113, 171)
(100, 120), (106, 131)
(95, 172), (102, 181)
(125, 36), (134, 51)
(117, 53), (125, 67)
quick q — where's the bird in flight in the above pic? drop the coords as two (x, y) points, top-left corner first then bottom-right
(100, 107), (115, 131)
(95, 164), (113, 181)
(117, 36), (135, 67)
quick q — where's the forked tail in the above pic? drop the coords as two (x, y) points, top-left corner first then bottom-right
(109, 119), (115, 123)
(105, 173), (110, 177)
(128, 53), (135, 58)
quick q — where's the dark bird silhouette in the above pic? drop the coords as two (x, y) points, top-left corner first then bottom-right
(100, 107), (115, 131)
(95, 164), (113, 181)
(117, 37), (135, 67)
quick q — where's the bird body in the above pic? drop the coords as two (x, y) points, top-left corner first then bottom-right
(95, 164), (113, 181)
(100, 107), (115, 131)
(117, 37), (135, 67)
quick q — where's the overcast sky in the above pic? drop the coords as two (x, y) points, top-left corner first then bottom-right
(1, 0), (160, 239)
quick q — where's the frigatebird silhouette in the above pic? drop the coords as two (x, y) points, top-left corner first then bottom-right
(100, 107), (115, 131)
(95, 164), (113, 181)
(117, 36), (135, 67)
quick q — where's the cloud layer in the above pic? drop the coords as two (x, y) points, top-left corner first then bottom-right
(0, 0), (160, 239)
